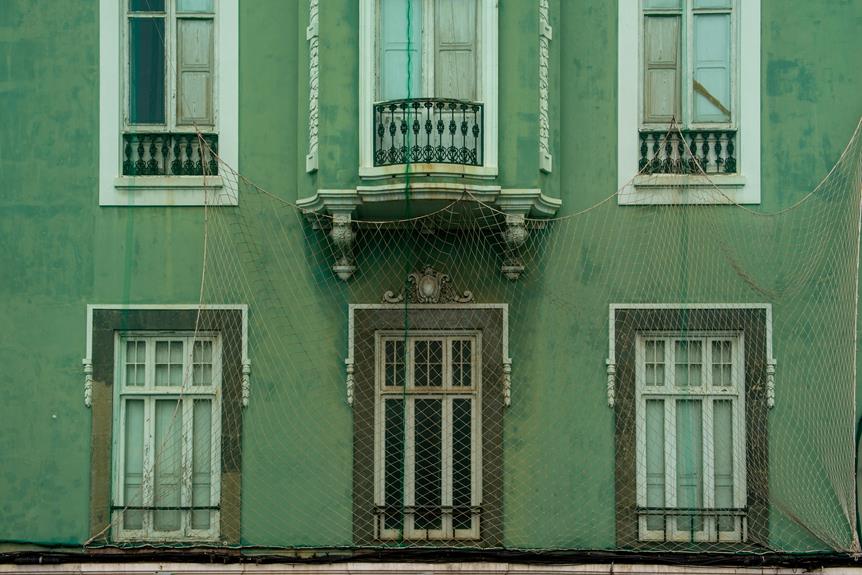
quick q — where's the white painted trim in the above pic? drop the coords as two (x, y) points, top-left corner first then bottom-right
(98, 0), (239, 207)
(358, 0), (498, 176)
(617, 0), (760, 205)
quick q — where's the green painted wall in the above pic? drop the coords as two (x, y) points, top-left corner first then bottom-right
(0, 0), (861, 555)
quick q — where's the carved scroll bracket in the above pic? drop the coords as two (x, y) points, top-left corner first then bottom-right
(330, 213), (356, 281)
(503, 358), (513, 407)
(241, 359), (251, 408)
(766, 358), (776, 409)
(83, 358), (93, 408)
(346, 358), (355, 406)
(501, 214), (528, 280)
(606, 359), (616, 408)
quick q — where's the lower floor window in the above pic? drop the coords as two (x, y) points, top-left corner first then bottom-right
(636, 334), (746, 542)
(113, 333), (221, 541)
(375, 333), (482, 540)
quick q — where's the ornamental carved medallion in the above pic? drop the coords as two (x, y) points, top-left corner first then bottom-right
(382, 266), (475, 304)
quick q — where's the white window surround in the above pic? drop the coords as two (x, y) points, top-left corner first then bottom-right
(99, 0), (238, 207)
(373, 330), (483, 540)
(358, 0), (498, 179)
(111, 331), (222, 542)
(635, 331), (747, 543)
(617, 0), (760, 205)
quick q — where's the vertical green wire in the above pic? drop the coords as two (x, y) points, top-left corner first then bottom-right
(398, 0), (415, 546)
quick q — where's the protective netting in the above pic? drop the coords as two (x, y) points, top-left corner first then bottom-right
(99, 0), (862, 555)
(95, 117), (862, 555)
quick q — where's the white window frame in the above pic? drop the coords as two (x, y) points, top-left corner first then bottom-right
(99, 0), (238, 206)
(111, 331), (222, 542)
(635, 331), (747, 543)
(373, 330), (483, 540)
(617, 0), (760, 205)
(359, 0), (498, 179)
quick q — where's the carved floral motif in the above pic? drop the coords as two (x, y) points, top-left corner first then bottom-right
(383, 266), (475, 304)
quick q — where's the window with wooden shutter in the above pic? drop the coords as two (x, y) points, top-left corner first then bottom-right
(643, 15), (681, 124)
(434, 0), (477, 101)
(176, 17), (214, 126)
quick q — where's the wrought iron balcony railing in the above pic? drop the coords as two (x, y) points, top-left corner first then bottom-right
(639, 129), (737, 175)
(122, 132), (219, 176)
(373, 98), (483, 167)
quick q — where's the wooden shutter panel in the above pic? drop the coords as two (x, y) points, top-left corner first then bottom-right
(692, 13), (732, 123)
(176, 18), (214, 126)
(643, 15), (680, 124)
(434, 0), (477, 101)
(379, 0), (423, 101)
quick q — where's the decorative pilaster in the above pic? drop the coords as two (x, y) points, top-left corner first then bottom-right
(606, 359), (616, 408)
(330, 213), (356, 281)
(501, 214), (528, 280)
(306, 0), (319, 173)
(345, 359), (355, 406)
(241, 359), (251, 408)
(83, 358), (93, 408)
(766, 359), (776, 409)
(503, 359), (512, 407)
(538, 0), (553, 173)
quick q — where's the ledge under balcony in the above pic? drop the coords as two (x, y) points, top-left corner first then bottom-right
(359, 97), (498, 179)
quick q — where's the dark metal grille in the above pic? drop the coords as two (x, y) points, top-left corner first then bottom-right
(639, 129), (737, 175)
(373, 98), (483, 167)
(122, 132), (219, 176)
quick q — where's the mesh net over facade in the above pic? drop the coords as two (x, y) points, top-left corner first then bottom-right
(94, 119), (862, 556)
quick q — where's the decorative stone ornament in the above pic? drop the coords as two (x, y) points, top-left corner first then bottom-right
(329, 213), (356, 281)
(383, 266), (475, 304)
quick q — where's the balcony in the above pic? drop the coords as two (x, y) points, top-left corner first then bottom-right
(122, 133), (219, 176)
(639, 129), (737, 175)
(373, 98), (483, 168)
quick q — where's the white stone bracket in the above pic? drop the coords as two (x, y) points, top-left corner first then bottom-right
(503, 358), (513, 407)
(766, 358), (776, 409)
(83, 358), (94, 408)
(306, 0), (319, 173)
(241, 359), (251, 408)
(606, 359), (616, 408)
(539, 0), (553, 174)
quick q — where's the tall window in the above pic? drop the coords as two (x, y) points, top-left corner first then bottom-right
(375, 332), (482, 540)
(636, 333), (746, 542)
(378, 0), (479, 102)
(113, 333), (221, 541)
(641, 0), (734, 128)
(123, 0), (218, 176)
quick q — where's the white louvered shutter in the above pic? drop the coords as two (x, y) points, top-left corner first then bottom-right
(643, 15), (681, 124)
(176, 18), (214, 126)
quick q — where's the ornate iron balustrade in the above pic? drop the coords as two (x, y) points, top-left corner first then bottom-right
(122, 133), (219, 176)
(373, 98), (483, 167)
(639, 129), (737, 175)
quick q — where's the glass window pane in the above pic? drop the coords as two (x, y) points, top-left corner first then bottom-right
(177, 0), (214, 12)
(693, 13), (732, 122)
(379, 0), (423, 100)
(413, 398), (442, 530)
(123, 399), (145, 530)
(153, 399), (182, 532)
(645, 399), (665, 532)
(191, 400), (213, 530)
(714, 400), (735, 531)
(385, 340), (405, 387)
(130, 0), (165, 12)
(694, 0), (732, 8)
(452, 398), (472, 529)
(676, 400), (703, 533)
(645, 340), (665, 386)
(193, 341), (213, 386)
(644, 0), (682, 9)
(129, 17), (166, 124)
(384, 399), (405, 531)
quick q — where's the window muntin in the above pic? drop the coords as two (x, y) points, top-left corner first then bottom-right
(374, 331), (482, 540)
(377, 0), (479, 102)
(113, 333), (221, 541)
(635, 332), (746, 543)
(641, 0), (735, 128)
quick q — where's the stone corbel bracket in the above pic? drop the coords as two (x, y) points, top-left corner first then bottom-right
(241, 359), (251, 408)
(503, 358), (513, 407)
(297, 186), (561, 281)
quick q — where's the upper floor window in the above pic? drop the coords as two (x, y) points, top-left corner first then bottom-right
(617, 0), (760, 204)
(359, 0), (498, 177)
(99, 0), (238, 206)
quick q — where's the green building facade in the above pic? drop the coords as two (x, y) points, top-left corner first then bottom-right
(1, 0), (862, 569)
